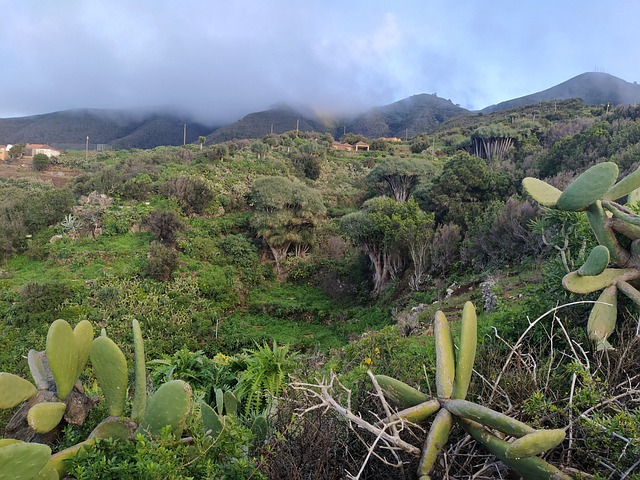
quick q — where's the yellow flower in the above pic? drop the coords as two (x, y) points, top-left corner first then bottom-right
(364, 357), (373, 365)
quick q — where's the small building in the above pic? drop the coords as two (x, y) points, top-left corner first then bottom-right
(354, 141), (370, 151)
(25, 144), (62, 158)
(0, 145), (7, 161)
(332, 141), (354, 151)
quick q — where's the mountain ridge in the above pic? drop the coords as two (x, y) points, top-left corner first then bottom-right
(1, 72), (639, 149)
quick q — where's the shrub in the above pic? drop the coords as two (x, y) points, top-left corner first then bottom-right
(32, 153), (50, 171)
(142, 210), (185, 245)
(146, 241), (179, 281)
(163, 176), (213, 215)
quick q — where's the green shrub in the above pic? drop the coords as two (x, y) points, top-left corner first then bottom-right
(145, 241), (179, 281)
(32, 153), (51, 171)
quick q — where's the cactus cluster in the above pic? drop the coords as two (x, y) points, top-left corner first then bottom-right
(0, 319), (194, 479)
(375, 302), (570, 480)
(523, 162), (640, 349)
(200, 387), (268, 442)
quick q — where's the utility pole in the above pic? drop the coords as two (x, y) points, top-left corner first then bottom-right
(183, 124), (187, 145)
(85, 136), (89, 162)
(296, 119), (299, 137)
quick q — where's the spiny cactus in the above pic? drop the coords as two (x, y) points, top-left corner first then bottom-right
(523, 162), (640, 349)
(375, 303), (571, 480)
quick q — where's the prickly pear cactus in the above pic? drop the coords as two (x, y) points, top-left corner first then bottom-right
(375, 303), (571, 480)
(523, 162), (640, 349)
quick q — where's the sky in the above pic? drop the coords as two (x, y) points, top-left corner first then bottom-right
(1, 0), (639, 124)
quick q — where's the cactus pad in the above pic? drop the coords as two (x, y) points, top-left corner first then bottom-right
(556, 162), (619, 211)
(200, 400), (224, 438)
(374, 375), (428, 408)
(587, 285), (617, 351)
(0, 442), (52, 480)
(452, 301), (477, 400)
(562, 268), (637, 294)
(46, 319), (79, 401)
(73, 320), (94, 379)
(434, 311), (455, 399)
(90, 336), (128, 417)
(442, 399), (535, 437)
(27, 401), (67, 433)
(521, 177), (562, 207)
(577, 245), (610, 276)
(603, 165), (640, 201)
(136, 379), (192, 438)
(504, 428), (566, 460)
(0, 372), (37, 409)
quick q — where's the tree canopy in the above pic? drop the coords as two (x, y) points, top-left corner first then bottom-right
(366, 157), (434, 202)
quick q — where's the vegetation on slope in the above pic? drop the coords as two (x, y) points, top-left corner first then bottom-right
(1, 100), (640, 478)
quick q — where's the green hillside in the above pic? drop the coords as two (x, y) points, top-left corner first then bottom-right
(1, 100), (639, 478)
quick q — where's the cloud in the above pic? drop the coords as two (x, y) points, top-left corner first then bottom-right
(1, 0), (640, 121)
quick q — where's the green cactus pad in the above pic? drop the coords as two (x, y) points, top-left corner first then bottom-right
(30, 462), (59, 480)
(562, 268), (637, 294)
(251, 415), (269, 441)
(434, 311), (455, 399)
(27, 401), (67, 433)
(521, 177), (562, 207)
(417, 409), (453, 477)
(0, 442), (51, 480)
(131, 319), (147, 423)
(46, 319), (79, 401)
(73, 320), (94, 379)
(617, 280), (640, 307)
(223, 390), (238, 416)
(136, 379), (192, 438)
(587, 285), (617, 351)
(461, 419), (572, 480)
(0, 372), (37, 409)
(89, 417), (135, 440)
(215, 388), (224, 415)
(504, 428), (566, 460)
(556, 162), (619, 211)
(452, 301), (477, 400)
(200, 400), (224, 438)
(48, 439), (95, 478)
(0, 439), (22, 448)
(603, 165), (640, 201)
(577, 245), (610, 276)
(90, 336), (128, 417)
(442, 399), (535, 438)
(374, 375), (428, 408)
(379, 399), (441, 425)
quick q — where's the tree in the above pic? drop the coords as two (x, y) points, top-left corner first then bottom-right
(249, 176), (325, 273)
(32, 153), (50, 171)
(469, 123), (517, 161)
(198, 136), (206, 150)
(340, 197), (432, 295)
(9, 144), (25, 159)
(366, 157), (434, 202)
(418, 151), (513, 227)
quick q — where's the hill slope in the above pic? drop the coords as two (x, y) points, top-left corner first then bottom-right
(0, 108), (217, 150)
(205, 105), (329, 143)
(346, 94), (469, 138)
(482, 72), (640, 113)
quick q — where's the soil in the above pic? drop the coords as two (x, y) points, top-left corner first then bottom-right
(0, 157), (80, 187)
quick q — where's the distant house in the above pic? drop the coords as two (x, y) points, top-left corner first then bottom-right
(0, 145), (7, 161)
(354, 141), (370, 151)
(379, 137), (402, 143)
(25, 144), (61, 158)
(332, 141), (354, 151)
